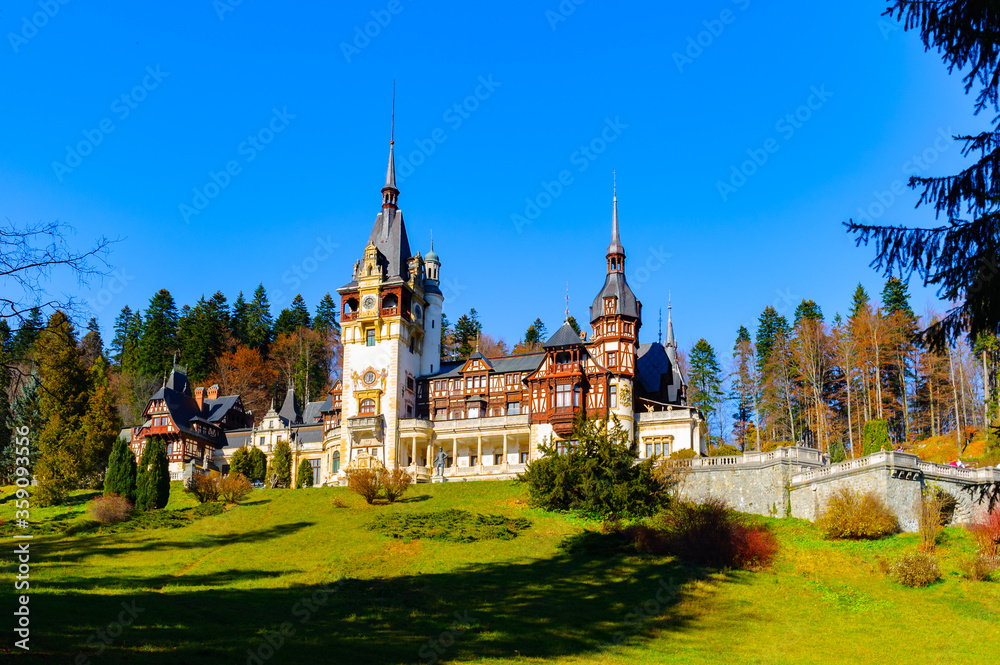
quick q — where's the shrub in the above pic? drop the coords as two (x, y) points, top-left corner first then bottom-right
(296, 460), (314, 488)
(248, 447), (268, 483)
(230, 447), (252, 479)
(268, 441), (292, 488)
(520, 414), (667, 519)
(709, 444), (742, 457)
(668, 449), (697, 460)
(651, 499), (778, 570)
(959, 552), (998, 581)
(193, 502), (225, 517)
(88, 494), (133, 524)
(862, 419), (891, 456)
(367, 509), (531, 543)
(104, 438), (137, 502)
(888, 551), (942, 587)
(32, 479), (67, 507)
(816, 488), (899, 539)
(382, 467), (412, 503)
(347, 467), (383, 504)
(332, 496), (348, 509)
(916, 489), (947, 552)
(828, 440), (846, 463)
(969, 509), (1000, 560)
(186, 473), (220, 504)
(135, 438), (170, 511)
(218, 473), (252, 504)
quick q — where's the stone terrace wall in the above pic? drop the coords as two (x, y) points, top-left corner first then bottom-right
(675, 447), (999, 532)
(676, 447), (827, 518)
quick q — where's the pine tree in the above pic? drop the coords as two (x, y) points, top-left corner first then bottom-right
(1, 374), (42, 484)
(136, 438), (170, 510)
(296, 459), (313, 488)
(440, 313), (453, 360)
(793, 300), (824, 326)
(268, 440), (292, 488)
(138, 289), (179, 378)
(755, 306), (789, 369)
(179, 294), (229, 383)
(862, 419), (892, 456)
(246, 284), (273, 352)
(847, 1), (1000, 350)
(732, 326), (757, 450)
(689, 339), (724, 443)
(231, 291), (250, 345)
(848, 284), (870, 321)
(35, 312), (90, 497)
(274, 295), (311, 338)
(104, 437), (137, 502)
(10, 306), (43, 362)
(249, 447), (267, 483)
(524, 318), (547, 345)
(567, 316), (582, 336)
(79, 317), (103, 369)
(313, 293), (339, 331)
(453, 309), (482, 360)
(82, 357), (122, 485)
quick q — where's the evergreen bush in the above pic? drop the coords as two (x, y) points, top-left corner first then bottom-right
(296, 460), (313, 488)
(135, 438), (170, 511)
(268, 441), (292, 488)
(248, 447), (268, 483)
(104, 437), (137, 502)
(862, 419), (892, 456)
(520, 414), (667, 519)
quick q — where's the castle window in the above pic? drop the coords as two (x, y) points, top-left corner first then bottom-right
(309, 458), (321, 486)
(606, 352), (617, 368)
(555, 384), (572, 408)
(520, 452), (529, 464)
(344, 298), (358, 314)
(406, 377), (415, 391)
(468, 406), (480, 418)
(332, 451), (341, 473)
(506, 401), (520, 415)
(574, 385), (581, 407)
(382, 293), (398, 310)
(359, 399), (376, 415)
(609, 385), (617, 408)
(366, 330), (376, 346)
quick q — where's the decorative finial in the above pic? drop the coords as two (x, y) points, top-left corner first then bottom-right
(565, 282), (570, 321)
(658, 308), (663, 345)
(391, 79), (395, 145)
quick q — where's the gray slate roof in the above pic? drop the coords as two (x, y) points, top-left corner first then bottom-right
(301, 399), (327, 424)
(590, 272), (640, 323)
(204, 395), (241, 424)
(422, 353), (545, 380)
(278, 388), (301, 425)
(368, 207), (412, 281)
(544, 321), (585, 348)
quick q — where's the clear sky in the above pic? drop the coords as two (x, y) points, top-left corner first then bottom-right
(1, 0), (986, 361)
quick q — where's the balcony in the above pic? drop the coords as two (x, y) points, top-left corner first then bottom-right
(430, 414), (530, 435)
(347, 414), (385, 440)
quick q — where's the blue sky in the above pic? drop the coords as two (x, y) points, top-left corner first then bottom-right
(1, 0), (985, 362)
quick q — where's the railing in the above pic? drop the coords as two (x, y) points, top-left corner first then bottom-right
(342, 312), (357, 322)
(429, 414), (530, 434)
(675, 446), (826, 470)
(791, 450), (1000, 485)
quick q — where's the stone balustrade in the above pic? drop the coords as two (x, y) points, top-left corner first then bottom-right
(790, 450), (1000, 485)
(676, 446), (827, 471)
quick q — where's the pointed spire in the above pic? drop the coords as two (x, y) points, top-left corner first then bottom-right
(382, 82), (399, 209)
(565, 282), (570, 321)
(607, 171), (625, 268)
(658, 308), (663, 345)
(665, 293), (676, 350)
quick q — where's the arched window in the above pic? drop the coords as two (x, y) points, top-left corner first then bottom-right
(359, 399), (376, 415)
(343, 298), (358, 314)
(382, 293), (398, 310)
(332, 450), (340, 473)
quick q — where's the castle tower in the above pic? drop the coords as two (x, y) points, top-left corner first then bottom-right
(589, 181), (641, 436)
(335, 109), (441, 473)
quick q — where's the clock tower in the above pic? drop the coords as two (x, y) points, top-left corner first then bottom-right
(334, 122), (442, 476)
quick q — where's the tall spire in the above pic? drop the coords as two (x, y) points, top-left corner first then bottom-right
(607, 171), (625, 271)
(665, 292), (676, 350)
(565, 282), (570, 321)
(382, 82), (399, 209)
(658, 308), (663, 344)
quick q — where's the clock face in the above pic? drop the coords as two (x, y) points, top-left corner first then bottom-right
(414, 304), (422, 319)
(363, 295), (376, 310)
(363, 371), (377, 385)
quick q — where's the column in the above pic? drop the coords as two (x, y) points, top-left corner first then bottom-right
(452, 438), (458, 476)
(503, 433), (509, 472)
(477, 435), (483, 472)
(411, 438), (417, 469)
(427, 442), (432, 469)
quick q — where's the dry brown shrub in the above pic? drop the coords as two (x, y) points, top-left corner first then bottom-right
(888, 551), (941, 587)
(218, 473), (252, 504)
(382, 468), (412, 503)
(916, 490), (946, 552)
(89, 494), (134, 524)
(816, 488), (900, 539)
(347, 468), (383, 504)
(186, 474), (220, 503)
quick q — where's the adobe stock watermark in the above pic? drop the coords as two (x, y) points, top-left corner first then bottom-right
(716, 84), (833, 202)
(340, 0), (408, 63)
(417, 610), (475, 664)
(511, 116), (629, 234)
(245, 577), (343, 664)
(51, 65), (170, 182)
(628, 246), (672, 291)
(271, 236), (341, 307)
(396, 75), (502, 184)
(214, 0), (244, 21)
(545, 0), (586, 31)
(851, 127), (952, 225)
(73, 600), (145, 664)
(672, 0), (751, 73)
(179, 107), (295, 224)
(12, 425), (32, 652)
(7, 0), (71, 54)
(86, 267), (136, 315)
(602, 577), (681, 648)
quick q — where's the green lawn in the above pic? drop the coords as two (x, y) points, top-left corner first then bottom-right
(1, 481), (997, 664)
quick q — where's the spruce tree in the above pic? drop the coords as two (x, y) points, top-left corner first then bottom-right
(231, 291), (250, 345)
(247, 284), (273, 352)
(881, 277), (914, 317)
(138, 289), (179, 378)
(689, 339), (724, 442)
(755, 306), (789, 369)
(79, 317), (103, 369)
(313, 293), (339, 331)
(848, 284), (870, 320)
(793, 299), (823, 326)
(847, 1), (1000, 350)
(136, 438), (170, 510)
(296, 459), (313, 488)
(566, 316), (582, 337)
(10, 306), (43, 361)
(862, 419), (892, 456)
(274, 295), (311, 338)
(35, 312), (90, 496)
(83, 357), (122, 484)
(268, 440), (292, 487)
(453, 308), (482, 360)
(104, 437), (137, 502)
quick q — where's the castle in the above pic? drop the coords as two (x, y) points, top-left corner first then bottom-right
(128, 129), (707, 485)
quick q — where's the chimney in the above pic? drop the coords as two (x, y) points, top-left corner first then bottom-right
(207, 384), (220, 400)
(195, 387), (205, 410)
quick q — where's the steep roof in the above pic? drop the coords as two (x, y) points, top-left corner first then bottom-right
(544, 321), (585, 348)
(278, 387), (301, 425)
(423, 353), (545, 379)
(367, 207), (412, 281)
(301, 399), (327, 424)
(203, 395), (241, 423)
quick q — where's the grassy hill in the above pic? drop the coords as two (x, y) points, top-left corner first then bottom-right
(1, 481), (998, 664)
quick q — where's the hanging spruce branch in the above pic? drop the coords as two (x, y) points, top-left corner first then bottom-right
(845, 1), (1000, 353)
